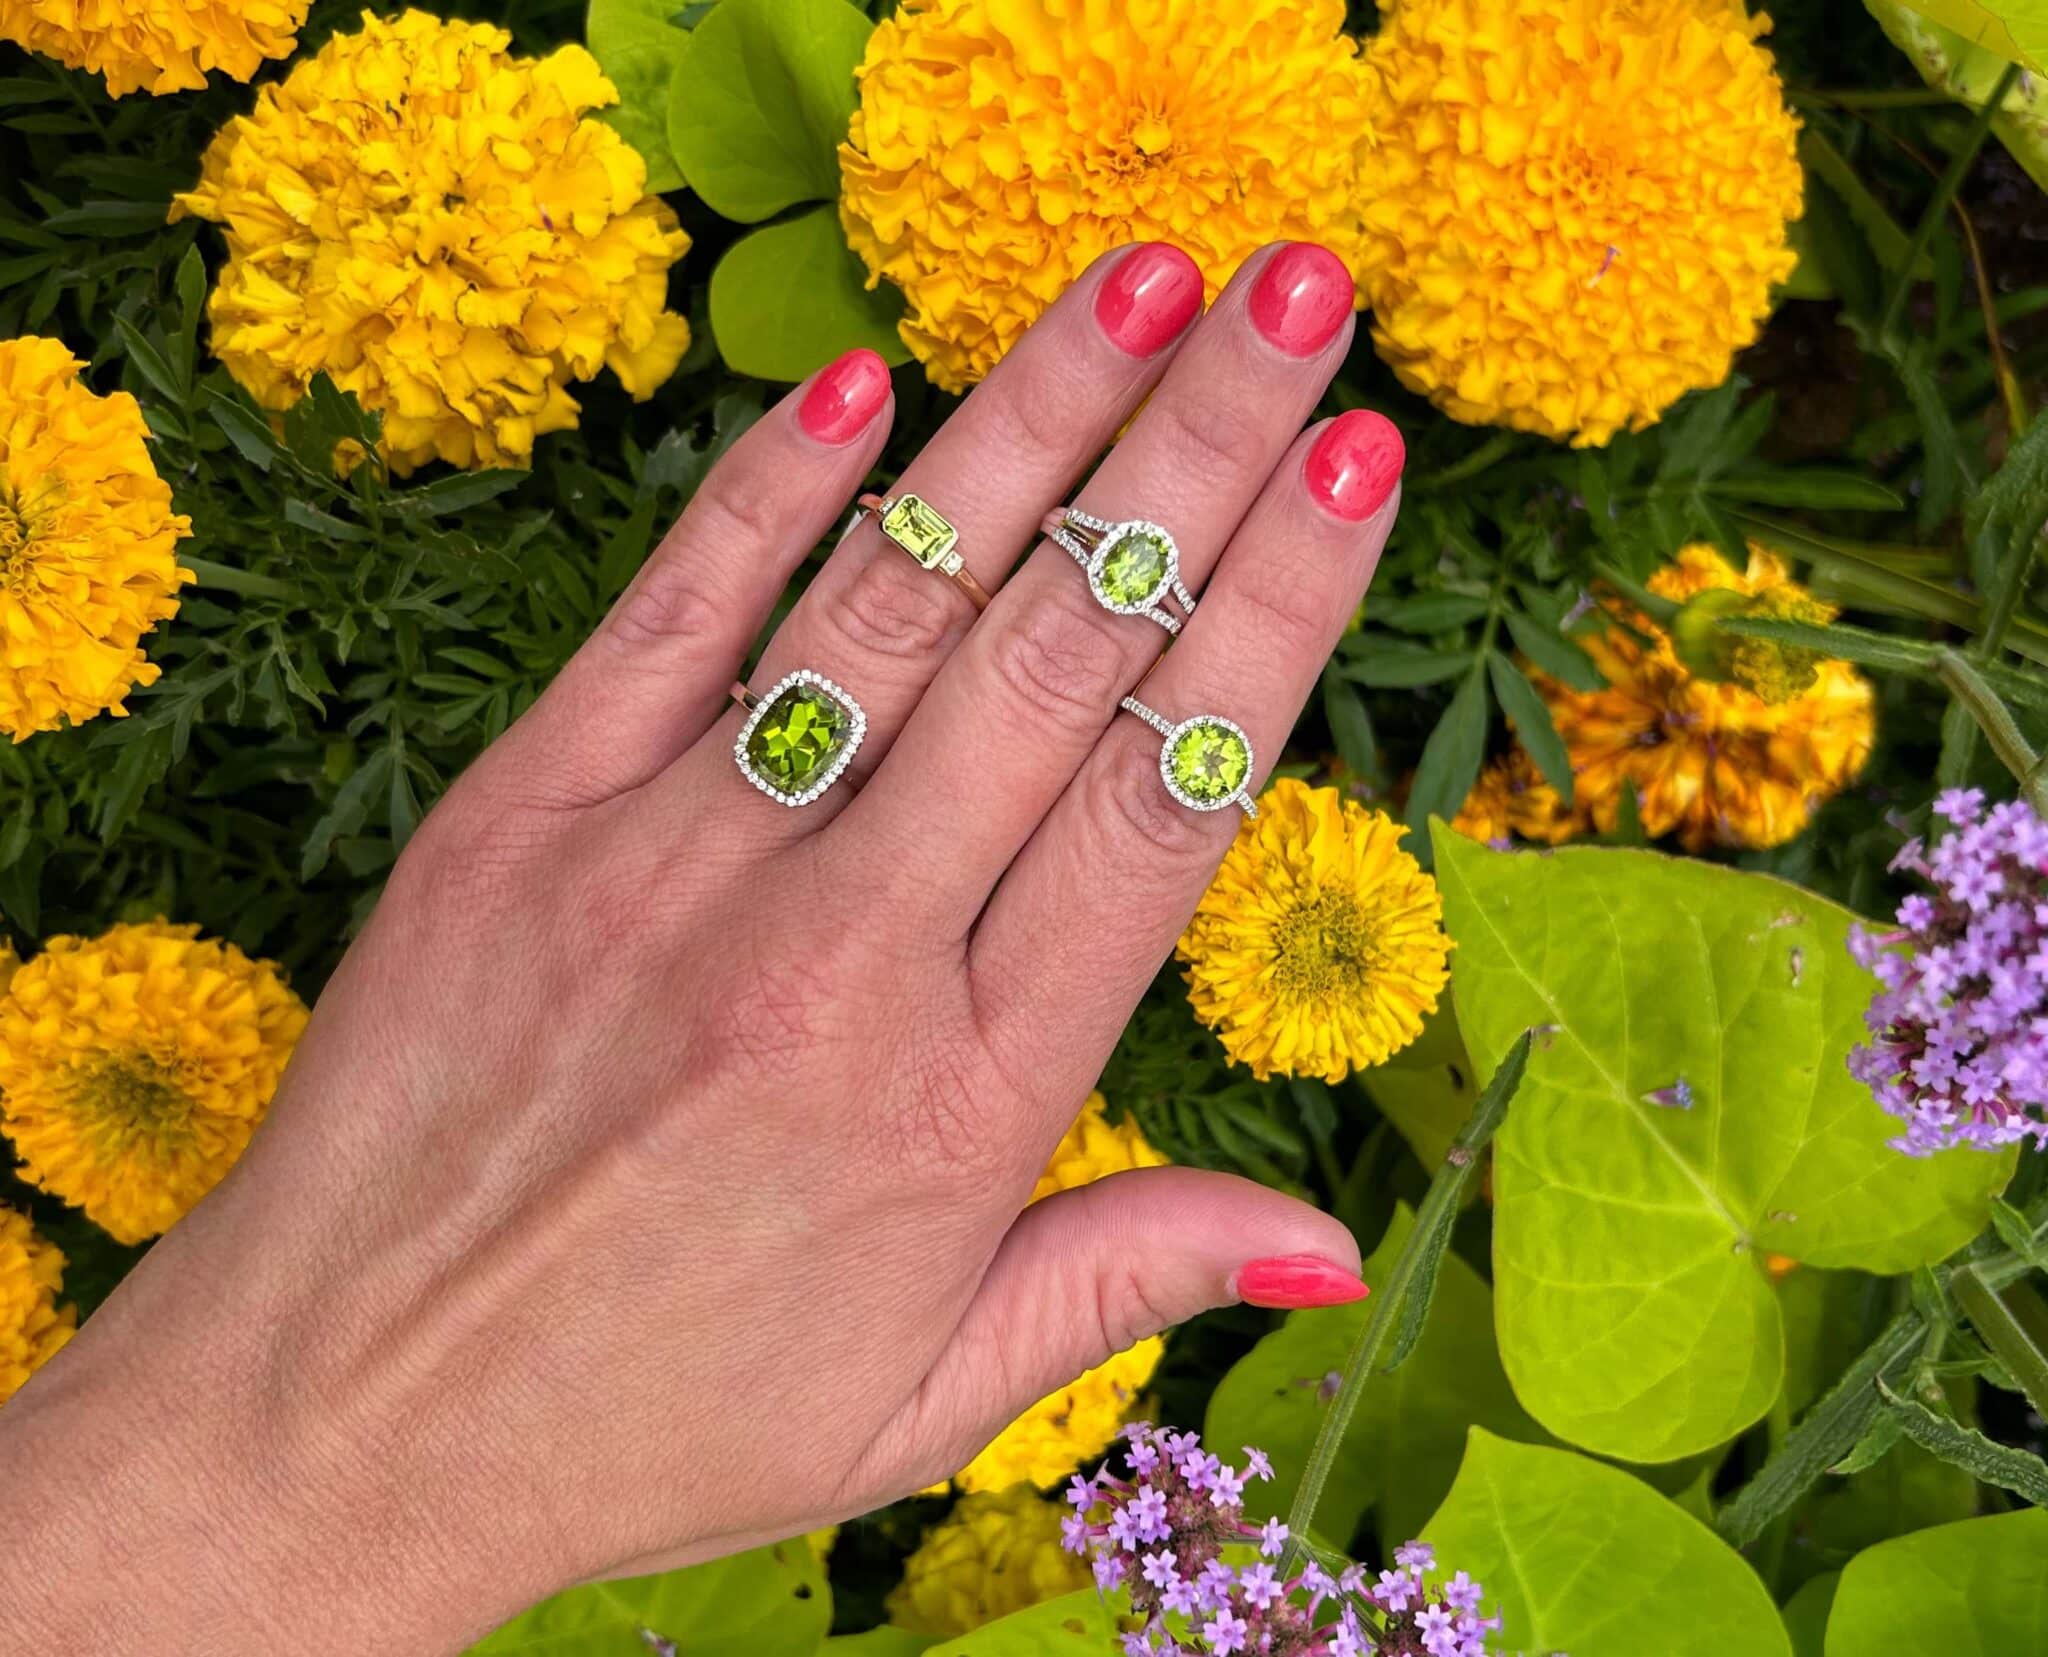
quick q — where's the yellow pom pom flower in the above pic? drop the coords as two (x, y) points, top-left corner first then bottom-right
(0, 0), (306, 97)
(887, 1485), (1091, 1637)
(1355, 0), (1803, 445)
(170, 10), (691, 475)
(839, 0), (1373, 391)
(1180, 780), (1450, 1083)
(1031, 1089), (1168, 1203)
(1538, 544), (1875, 849)
(2, 1205), (74, 1405)
(1451, 748), (1577, 847)
(0, 921), (309, 1244)
(0, 336), (192, 743)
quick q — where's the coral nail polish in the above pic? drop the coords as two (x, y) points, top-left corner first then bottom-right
(798, 348), (891, 445)
(1248, 243), (1353, 359)
(1096, 243), (1205, 359)
(1234, 1254), (1371, 1310)
(1304, 410), (1406, 522)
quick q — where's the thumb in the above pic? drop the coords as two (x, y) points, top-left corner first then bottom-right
(906, 1166), (1368, 1481)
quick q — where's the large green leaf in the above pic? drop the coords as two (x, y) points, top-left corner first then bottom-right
(1870, 2), (2048, 190)
(1824, 1510), (2048, 1654)
(1895, 0), (2048, 72)
(667, 0), (871, 222)
(1783, 1574), (1839, 1657)
(1204, 1203), (1541, 1549)
(1433, 831), (2012, 1462)
(469, 1540), (830, 1655)
(587, 0), (690, 193)
(920, 1592), (1117, 1656)
(1423, 1432), (1790, 1657)
(710, 205), (909, 380)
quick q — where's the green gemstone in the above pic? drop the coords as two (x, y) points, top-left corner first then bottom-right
(881, 493), (959, 569)
(1168, 720), (1250, 804)
(1097, 530), (1171, 607)
(746, 682), (852, 795)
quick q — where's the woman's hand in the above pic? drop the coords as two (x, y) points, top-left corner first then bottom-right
(0, 240), (1404, 1654)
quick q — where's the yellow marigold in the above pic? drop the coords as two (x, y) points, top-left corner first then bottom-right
(1451, 748), (1578, 846)
(1031, 1090), (1167, 1203)
(1540, 544), (1874, 850)
(0, 0), (305, 97)
(887, 1485), (1090, 1637)
(1180, 780), (1451, 1083)
(0, 921), (309, 1244)
(1355, 0), (1803, 445)
(0, 337), (192, 743)
(170, 10), (691, 475)
(1, 1205), (74, 1405)
(839, 0), (1373, 391)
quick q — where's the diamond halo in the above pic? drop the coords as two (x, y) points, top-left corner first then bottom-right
(733, 669), (868, 808)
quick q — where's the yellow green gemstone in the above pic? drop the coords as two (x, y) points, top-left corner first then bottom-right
(881, 494), (960, 570)
(1169, 720), (1250, 804)
(747, 683), (852, 795)
(1098, 530), (1171, 607)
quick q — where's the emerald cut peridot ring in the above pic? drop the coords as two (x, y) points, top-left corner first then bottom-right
(1041, 507), (1196, 635)
(1120, 696), (1258, 820)
(732, 671), (867, 806)
(850, 490), (992, 611)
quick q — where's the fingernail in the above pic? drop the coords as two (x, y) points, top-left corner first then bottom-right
(798, 348), (891, 445)
(1304, 410), (1406, 522)
(1248, 243), (1353, 358)
(1233, 1254), (1371, 1310)
(1096, 243), (1205, 359)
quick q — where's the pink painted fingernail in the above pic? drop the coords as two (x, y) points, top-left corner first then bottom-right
(798, 348), (891, 445)
(1233, 1254), (1371, 1310)
(1248, 243), (1353, 358)
(1305, 410), (1406, 522)
(1096, 243), (1205, 359)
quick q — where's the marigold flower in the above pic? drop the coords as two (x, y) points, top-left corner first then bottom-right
(170, 11), (691, 475)
(0, 0), (305, 97)
(0, 921), (309, 1244)
(1540, 545), (1874, 850)
(1032, 1089), (1168, 1203)
(839, 0), (1372, 391)
(0, 337), (192, 742)
(1, 1205), (74, 1405)
(1354, 0), (1802, 445)
(1179, 781), (1451, 1083)
(888, 1484), (1091, 1636)
(1451, 749), (1577, 848)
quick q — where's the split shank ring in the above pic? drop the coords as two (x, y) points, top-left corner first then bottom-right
(732, 671), (867, 807)
(1041, 507), (1196, 635)
(1120, 696), (1259, 820)
(849, 491), (991, 611)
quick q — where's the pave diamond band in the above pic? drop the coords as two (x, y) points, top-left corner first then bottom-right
(849, 491), (991, 611)
(1041, 507), (1196, 635)
(732, 670), (867, 807)
(1120, 696), (1258, 820)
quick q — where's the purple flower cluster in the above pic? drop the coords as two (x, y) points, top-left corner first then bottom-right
(1848, 788), (2048, 1156)
(1061, 1424), (1502, 1657)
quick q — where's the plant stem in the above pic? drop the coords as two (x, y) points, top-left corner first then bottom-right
(1952, 1268), (2048, 1424)
(1412, 432), (1521, 493)
(1935, 649), (2048, 815)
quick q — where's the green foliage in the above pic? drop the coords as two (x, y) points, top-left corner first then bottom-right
(1422, 1432), (1791, 1657)
(585, 0), (691, 192)
(710, 205), (909, 380)
(1822, 1510), (2048, 1653)
(918, 1593), (1117, 1655)
(1895, 0), (2048, 73)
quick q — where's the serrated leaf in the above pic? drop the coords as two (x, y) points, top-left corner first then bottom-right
(1432, 832), (2013, 1462)
(1504, 609), (1604, 692)
(1824, 1510), (2048, 1653)
(1486, 652), (1573, 805)
(709, 205), (910, 380)
(114, 314), (184, 406)
(1875, 1380), (2048, 1502)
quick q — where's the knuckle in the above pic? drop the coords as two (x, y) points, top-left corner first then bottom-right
(1233, 567), (1335, 659)
(1094, 1243), (1177, 1357)
(980, 590), (1132, 736)
(979, 360), (1085, 461)
(1090, 734), (1222, 863)
(816, 554), (963, 662)
(1150, 392), (1263, 480)
(686, 472), (789, 558)
(605, 557), (729, 655)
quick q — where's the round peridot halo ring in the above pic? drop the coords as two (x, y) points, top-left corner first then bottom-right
(731, 670), (867, 807)
(1120, 696), (1258, 820)
(1041, 506), (1196, 635)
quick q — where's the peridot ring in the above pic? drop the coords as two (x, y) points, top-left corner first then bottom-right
(1041, 507), (1196, 635)
(1120, 696), (1258, 820)
(850, 490), (992, 611)
(732, 670), (866, 807)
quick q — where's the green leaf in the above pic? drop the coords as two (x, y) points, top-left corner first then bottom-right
(205, 390), (282, 471)
(1422, 1432), (1790, 1657)
(1359, 1004), (1482, 1170)
(1783, 1574), (1839, 1657)
(1485, 652), (1573, 806)
(1321, 669), (1379, 784)
(825, 1633), (938, 1656)
(1402, 670), (1488, 851)
(588, 0), (691, 193)
(1503, 609), (1604, 693)
(918, 1590), (1116, 1655)
(470, 1540), (830, 1655)
(1338, 642), (1473, 689)
(1873, 1379), (2048, 1503)
(1893, 1), (2047, 74)
(1432, 832), (2013, 1462)
(1824, 1511), (2048, 1654)
(114, 314), (185, 406)
(1708, 469), (1905, 511)
(667, 0), (871, 222)
(1870, 2), (2048, 190)
(709, 205), (909, 380)
(400, 469), (528, 516)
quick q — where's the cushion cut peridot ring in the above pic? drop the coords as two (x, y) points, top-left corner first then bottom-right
(850, 490), (992, 611)
(1042, 507), (1196, 635)
(732, 670), (866, 807)
(1120, 696), (1258, 820)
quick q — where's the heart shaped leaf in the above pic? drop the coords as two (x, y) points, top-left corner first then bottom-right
(1824, 1510), (2048, 1653)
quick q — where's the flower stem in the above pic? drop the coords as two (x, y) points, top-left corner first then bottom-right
(1280, 1030), (1529, 1567)
(1934, 649), (2048, 816)
(1951, 1267), (2048, 1425)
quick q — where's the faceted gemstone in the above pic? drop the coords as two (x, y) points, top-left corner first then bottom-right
(881, 493), (960, 569)
(1096, 529), (1172, 607)
(1168, 720), (1251, 805)
(746, 682), (852, 795)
